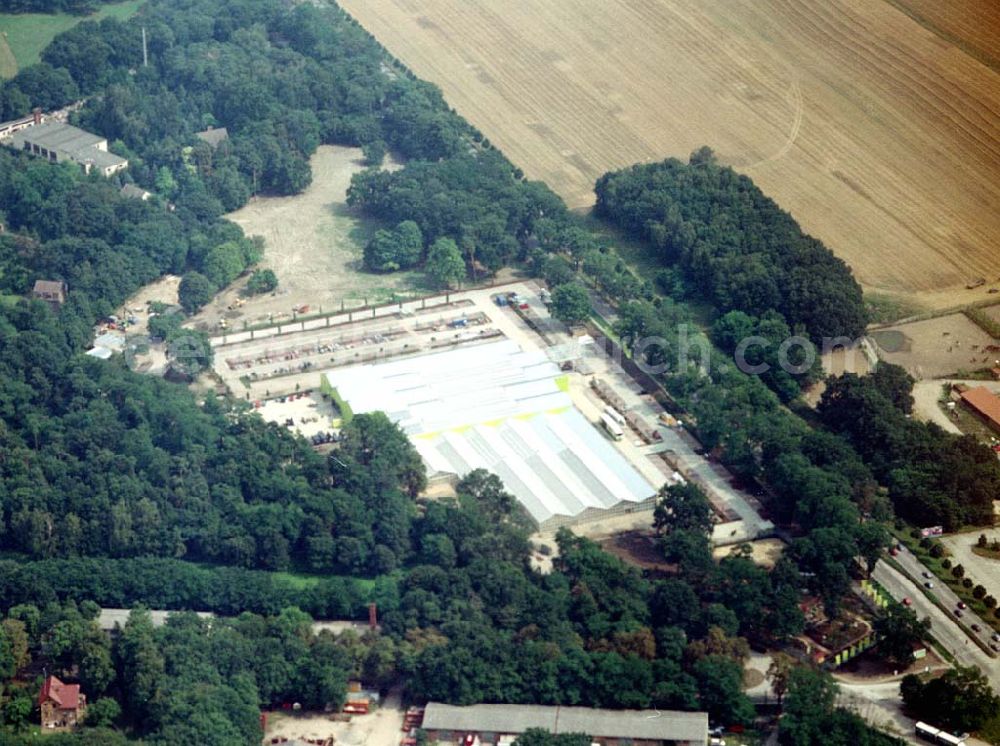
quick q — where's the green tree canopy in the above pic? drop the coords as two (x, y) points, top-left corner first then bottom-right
(549, 282), (591, 324)
(424, 237), (465, 288)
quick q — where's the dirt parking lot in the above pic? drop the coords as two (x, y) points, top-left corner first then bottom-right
(871, 313), (999, 379)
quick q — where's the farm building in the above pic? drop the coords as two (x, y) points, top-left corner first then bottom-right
(0, 108), (44, 140)
(32, 279), (67, 310)
(39, 675), (86, 731)
(120, 183), (152, 200)
(421, 702), (709, 746)
(960, 386), (1000, 433)
(196, 126), (229, 147)
(322, 339), (656, 528)
(7, 121), (127, 176)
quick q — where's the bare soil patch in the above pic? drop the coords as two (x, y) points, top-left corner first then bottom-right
(339, 0), (1000, 307)
(598, 530), (673, 573)
(712, 538), (786, 569)
(873, 313), (999, 379)
(194, 146), (425, 333)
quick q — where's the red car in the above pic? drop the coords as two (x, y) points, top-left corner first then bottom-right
(903, 597), (913, 606)
(958, 602), (968, 610)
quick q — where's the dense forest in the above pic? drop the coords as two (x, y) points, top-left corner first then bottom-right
(820, 368), (1000, 528)
(0, 601), (371, 742)
(0, 0), (115, 13)
(0, 0), (992, 743)
(594, 150), (868, 341)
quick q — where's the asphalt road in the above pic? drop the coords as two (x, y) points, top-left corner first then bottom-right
(872, 559), (1000, 691)
(892, 545), (1000, 655)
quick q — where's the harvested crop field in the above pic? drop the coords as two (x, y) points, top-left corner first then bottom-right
(339, 0), (1000, 306)
(872, 313), (999, 379)
(888, 0), (1000, 71)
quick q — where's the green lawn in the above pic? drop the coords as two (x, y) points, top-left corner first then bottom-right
(0, 0), (143, 78)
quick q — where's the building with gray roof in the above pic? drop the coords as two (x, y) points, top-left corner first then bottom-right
(8, 121), (127, 176)
(421, 702), (708, 745)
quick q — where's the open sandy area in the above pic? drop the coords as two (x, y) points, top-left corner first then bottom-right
(339, 0), (1000, 308)
(871, 314), (999, 379)
(194, 146), (421, 334)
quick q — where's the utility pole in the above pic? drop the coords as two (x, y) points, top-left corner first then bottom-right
(142, 27), (148, 67)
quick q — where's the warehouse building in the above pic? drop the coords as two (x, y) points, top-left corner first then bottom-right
(323, 339), (656, 528)
(8, 121), (127, 176)
(421, 702), (709, 746)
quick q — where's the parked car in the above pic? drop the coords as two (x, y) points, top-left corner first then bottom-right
(903, 597), (913, 606)
(972, 624), (981, 632)
(958, 602), (968, 609)
(991, 632), (999, 642)
(955, 609), (963, 617)
(922, 571), (932, 578)
(925, 581), (934, 589)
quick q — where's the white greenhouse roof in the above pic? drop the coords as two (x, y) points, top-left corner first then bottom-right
(324, 340), (655, 524)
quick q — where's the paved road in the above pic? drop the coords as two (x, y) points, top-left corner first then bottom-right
(872, 560), (1000, 691)
(98, 608), (371, 636)
(585, 287), (775, 543)
(892, 545), (1000, 657)
(836, 679), (918, 744)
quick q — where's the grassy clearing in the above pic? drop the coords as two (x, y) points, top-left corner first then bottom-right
(0, 34), (17, 78)
(864, 291), (926, 325)
(186, 560), (381, 594)
(0, 0), (143, 77)
(270, 569), (376, 592)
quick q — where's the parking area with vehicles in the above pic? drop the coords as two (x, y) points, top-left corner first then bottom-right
(206, 277), (774, 542)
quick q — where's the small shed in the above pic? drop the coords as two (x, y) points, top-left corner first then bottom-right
(32, 279), (67, 309)
(195, 126), (229, 148)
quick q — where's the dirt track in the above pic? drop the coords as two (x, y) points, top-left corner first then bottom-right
(338, 0), (1000, 307)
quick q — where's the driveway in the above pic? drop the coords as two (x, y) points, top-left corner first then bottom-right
(836, 679), (918, 744)
(911, 380), (961, 434)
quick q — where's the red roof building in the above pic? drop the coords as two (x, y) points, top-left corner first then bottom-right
(960, 386), (1000, 433)
(39, 675), (86, 730)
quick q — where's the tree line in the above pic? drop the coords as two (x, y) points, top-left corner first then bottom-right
(0, 0), (114, 14)
(593, 149), (868, 341)
(0, 599), (395, 743)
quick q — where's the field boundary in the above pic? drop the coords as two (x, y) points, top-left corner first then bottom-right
(0, 33), (17, 78)
(882, 0), (1000, 73)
